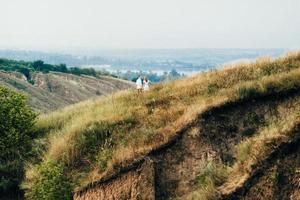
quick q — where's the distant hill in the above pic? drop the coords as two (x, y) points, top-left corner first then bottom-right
(0, 58), (134, 112)
(23, 51), (300, 200)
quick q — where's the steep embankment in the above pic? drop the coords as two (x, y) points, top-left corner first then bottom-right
(23, 52), (300, 200)
(74, 90), (300, 200)
(0, 71), (133, 112)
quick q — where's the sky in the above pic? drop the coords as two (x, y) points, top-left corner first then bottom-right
(0, 0), (300, 52)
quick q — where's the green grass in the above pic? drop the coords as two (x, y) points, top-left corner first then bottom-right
(23, 51), (300, 199)
(185, 162), (230, 200)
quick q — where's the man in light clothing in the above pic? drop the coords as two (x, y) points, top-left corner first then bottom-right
(136, 75), (143, 94)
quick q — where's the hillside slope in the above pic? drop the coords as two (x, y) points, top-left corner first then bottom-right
(23, 52), (300, 200)
(0, 71), (134, 112)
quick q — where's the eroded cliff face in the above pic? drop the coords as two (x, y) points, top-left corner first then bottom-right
(74, 158), (155, 200)
(74, 91), (300, 200)
(237, 141), (300, 200)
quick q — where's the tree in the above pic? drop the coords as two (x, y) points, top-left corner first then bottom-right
(32, 60), (44, 71)
(57, 63), (68, 73)
(0, 86), (36, 197)
(169, 69), (180, 77)
(69, 67), (81, 75)
(18, 67), (31, 80)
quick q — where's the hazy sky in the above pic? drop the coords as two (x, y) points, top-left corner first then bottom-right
(0, 0), (299, 52)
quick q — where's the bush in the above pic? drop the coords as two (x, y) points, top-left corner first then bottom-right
(0, 86), (36, 195)
(187, 162), (230, 200)
(196, 162), (229, 187)
(25, 162), (72, 200)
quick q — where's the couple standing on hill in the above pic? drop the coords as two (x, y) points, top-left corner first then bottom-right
(136, 75), (150, 94)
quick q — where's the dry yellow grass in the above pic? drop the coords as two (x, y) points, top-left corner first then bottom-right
(24, 51), (300, 197)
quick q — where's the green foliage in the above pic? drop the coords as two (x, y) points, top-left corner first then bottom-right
(96, 148), (114, 171)
(189, 162), (230, 200)
(0, 86), (36, 195)
(57, 63), (68, 73)
(24, 115), (140, 198)
(69, 67), (97, 76)
(0, 58), (116, 82)
(25, 161), (72, 200)
(28, 79), (35, 85)
(32, 60), (45, 71)
(196, 162), (229, 188)
(17, 67), (31, 80)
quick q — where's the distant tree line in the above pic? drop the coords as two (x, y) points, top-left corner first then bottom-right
(0, 58), (184, 85)
(0, 59), (115, 84)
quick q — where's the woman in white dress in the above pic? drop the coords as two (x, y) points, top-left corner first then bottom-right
(136, 75), (143, 94)
(143, 77), (150, 91)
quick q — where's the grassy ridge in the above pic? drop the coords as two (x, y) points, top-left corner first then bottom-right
(23, 52), (300, 199)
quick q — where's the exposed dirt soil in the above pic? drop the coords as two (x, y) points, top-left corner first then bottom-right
(74, 158), (155, 200)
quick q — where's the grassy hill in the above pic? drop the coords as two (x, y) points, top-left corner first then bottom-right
(0, 60), (134, 112)
(23, 52), (300, 199)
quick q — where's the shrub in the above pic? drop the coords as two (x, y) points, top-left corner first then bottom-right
(0, 86), (36, 195)
(25, 161), (72, 200)
(196, 162), (229, 188)
(187, 162), (230, 200)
